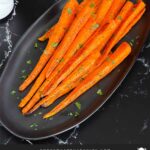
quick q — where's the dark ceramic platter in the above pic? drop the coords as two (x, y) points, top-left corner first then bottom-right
(0, 0), (150, 140)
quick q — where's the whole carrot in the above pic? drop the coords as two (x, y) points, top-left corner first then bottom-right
(19, 0), (79, 91)
(45, 0), (98, 78)
(43, 0), (113, 89)
(43, 42), (131, 118)
(42, 21), (117, 96)
(27, 50), (101, 114)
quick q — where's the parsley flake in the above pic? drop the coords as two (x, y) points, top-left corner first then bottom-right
(75, 102), (81, 110)
(67, 8), (72, 14)
(97, 89), (103, 96)
(51, 42), (59, 48)
(26, 60), (32, 65)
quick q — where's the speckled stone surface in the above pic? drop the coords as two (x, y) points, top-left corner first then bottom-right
(0, 0), (150, 145)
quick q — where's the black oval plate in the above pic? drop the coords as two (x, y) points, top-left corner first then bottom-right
(0, 0), (150, 140)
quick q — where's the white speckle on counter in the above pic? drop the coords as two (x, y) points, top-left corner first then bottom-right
(145, 42), (150, 49)
(0, 0), (18, 69)
(140, 119), (149, 133)
(54, 125), (82, 145)
(137, 57), (150, 75)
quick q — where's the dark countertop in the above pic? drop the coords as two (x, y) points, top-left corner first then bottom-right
(0, 0), (150, 145)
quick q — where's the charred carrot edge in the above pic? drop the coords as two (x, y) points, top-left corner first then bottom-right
(45, 0), (99, 78)
(28, 51), (101, 114)
(19, 0), (79, 91)
(42, 21), (117, 96)
(43, 42), (131, 118)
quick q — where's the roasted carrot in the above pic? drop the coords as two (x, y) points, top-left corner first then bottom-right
(43, 0), (113, 90)
(122, 8), (145, 39)
(38, 0), (91, 42)
(19, 59), (52, 108)
(42, 21), (117, 96)
(43, 42), (132, 118)
(27, 50), (101, 114)
(38, 25), (55, 42)
(95, 1), (145, 67)
(19, 0), (79, 91)
(100, 0), (126, 26)
(45, 0), (99, 78)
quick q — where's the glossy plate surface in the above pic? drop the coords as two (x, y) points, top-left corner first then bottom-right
(0, 0), (150, 140)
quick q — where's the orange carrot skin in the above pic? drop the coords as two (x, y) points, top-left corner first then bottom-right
(45, 0), (98, 78)
(38, 0), (91, 42)
(19, 59), (52, 108)
(95, 1), (145, 67)
(44, 0), (126, 88)
(121, 8), (146, 39)
(19, 0), (79, 91)
(38, 25), (55, 42)
(42, 21), (117, 96)
(101, 0), (126, 26)
(42, 0), (113, 91)
(43, 42), (131, 118)
(28, 51), (101, 114)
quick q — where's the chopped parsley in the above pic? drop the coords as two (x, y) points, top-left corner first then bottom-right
(34, 42), (38, 48)
(51, 42), (59, 48)
(26, 60), (32, 65)
(97, 89), (103, 96)
(78, 43), (83, 49)
(67, 8), (72, 14)
(60, 58), (65, 63)
(38, 112), (42, 115)
(106, 57), (115, 64)
(10, 90), (16, 95)
(92, 23), (99, 30)
(21, 69), (26, 74)
(29, 123), (38, 128)
(90, 3), (95, 8)
(74, 112), (80, 117)
(117, 16), (122, 20)
(75, 102), (81, 110)
(20, 75), (27, 79)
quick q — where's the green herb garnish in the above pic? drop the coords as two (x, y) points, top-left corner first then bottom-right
(75, 102), (81, 110)
(117, 16), (122, 20)
(51, 42), (59, 48)
(26, 60), (32, 65)
(10, 90), (16, 95)
(34, 42), (38, 48)
(92, 23), (99, 30)
(20, 75), (27, 79)
(38, 112), (42, 115)
(97, 89), (103, 96)
(67, 8), (72, 14)
(90, 3), (95, 8)
(74, 112), (80, 117)
(78, 43), (83, 49)
(60, 58), (65, 63)
(21, 69), (26, 74)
